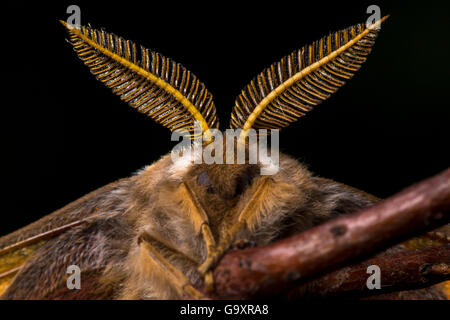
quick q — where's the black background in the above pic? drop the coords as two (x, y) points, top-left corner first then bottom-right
(2, 1), (449, 235)
(0, 300), (443, 318)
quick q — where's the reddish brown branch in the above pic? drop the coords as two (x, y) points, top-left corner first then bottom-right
(362, 283), (449, 300)
(289, 245), (450, 298)
(210, 168), (450, 299)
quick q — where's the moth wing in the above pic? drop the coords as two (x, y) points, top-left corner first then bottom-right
(0, 240), (45, 296)
(0, 178), (132, 297)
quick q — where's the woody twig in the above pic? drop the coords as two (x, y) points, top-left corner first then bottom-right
(208, 168), (450, 299)
(288, 245), (450, 298)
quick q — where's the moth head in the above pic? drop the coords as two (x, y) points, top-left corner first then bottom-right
(57, 19), (387, 274)
(61, 16), (387, 225)
(190, 162), (259, 201)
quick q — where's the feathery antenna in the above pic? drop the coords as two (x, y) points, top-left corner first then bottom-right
(61, 21), (219, 141)
(231, 16), (389, 143)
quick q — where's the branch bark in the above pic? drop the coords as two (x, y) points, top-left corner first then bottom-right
(209, 168), (450, 299)
(288, 245), (450, 298)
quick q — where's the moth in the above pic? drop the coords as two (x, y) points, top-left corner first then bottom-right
(0, 16), (389, 299)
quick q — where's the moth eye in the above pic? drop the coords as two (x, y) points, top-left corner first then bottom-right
(197, 171), (214, 193)
(235, 168), (254, 196)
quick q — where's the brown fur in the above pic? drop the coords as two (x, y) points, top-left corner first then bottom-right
(1, 150), (378, 299)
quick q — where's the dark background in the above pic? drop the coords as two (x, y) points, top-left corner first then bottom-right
(2, 1), (449, 235)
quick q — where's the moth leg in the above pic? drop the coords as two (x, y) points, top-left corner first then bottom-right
(179, 182), (217, 290)
(138, 235), (206, 299)
(198, 178), (271, 275)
